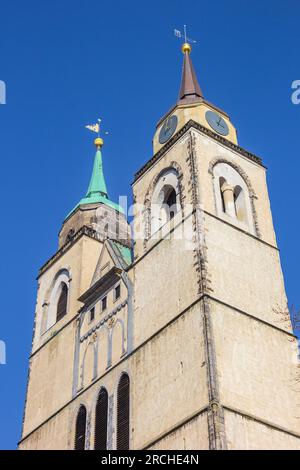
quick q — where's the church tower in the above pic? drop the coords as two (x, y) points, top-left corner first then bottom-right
(20, 40), (300, 450)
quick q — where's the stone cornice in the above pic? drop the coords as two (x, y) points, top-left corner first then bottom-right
(133, 120), (264, 184)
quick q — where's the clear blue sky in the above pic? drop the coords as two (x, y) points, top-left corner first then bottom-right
(0, 0), (299, 449)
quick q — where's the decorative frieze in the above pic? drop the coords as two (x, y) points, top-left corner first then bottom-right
(80, 300), (128, 342)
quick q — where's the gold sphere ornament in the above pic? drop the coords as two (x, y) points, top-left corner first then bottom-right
(94, 137), (104, 147)
(182, 42), (192, 54)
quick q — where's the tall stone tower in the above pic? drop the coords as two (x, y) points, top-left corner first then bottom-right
(20, 41), (300, 450)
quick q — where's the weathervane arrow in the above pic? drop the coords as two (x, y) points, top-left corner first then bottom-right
(85, 118), (102, 137)
(174, 25), (197, 44)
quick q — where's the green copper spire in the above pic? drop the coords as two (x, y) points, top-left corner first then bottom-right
(84, 146), (108, 200)
(66, 138), (124, 219)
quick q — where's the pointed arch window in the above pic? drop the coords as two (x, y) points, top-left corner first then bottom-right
(116, 373), (130, 450)
(94, 388), (108, 450)
(56, 282), (68, 322)
(74, 405), (87, 450)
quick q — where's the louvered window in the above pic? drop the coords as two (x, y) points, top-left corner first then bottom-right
(116, 373), (130, 450)
(56, 283), (68, 322)
(94, 388), (108, 450)
(74, 405), (87, 450)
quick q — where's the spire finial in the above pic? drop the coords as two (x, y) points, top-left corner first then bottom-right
(174, 25), (196, 54)
(94, 137), (104, 148)
(182, 42), (192, 54)
(174, 26), (204, 104)
(65, 120), (124, 219)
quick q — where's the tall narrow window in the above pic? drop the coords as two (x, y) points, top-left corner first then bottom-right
(94, 388), (108, 450)
(74, 405), (87, 450)
(117, 373), (130, 450)
(56, 282), (68, 322)
(101, 296), (107, 312)
(164, 187), (177, 220)
(219, 177), (226, 213)
(89, 307), (95, 323)
(114, 284), (121, 301)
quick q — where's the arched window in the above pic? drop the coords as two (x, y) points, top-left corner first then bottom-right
(213, 162), (255, 234)
(150, 168), (181, 235)
(74, 405), (87, 450)
(41, 270), (70, 334)
(94, 388), (108, 450)
(56, 282), (68, 322)
(116, 373), (130, 450)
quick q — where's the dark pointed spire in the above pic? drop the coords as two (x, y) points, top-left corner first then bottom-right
(178, 43), (203, 104)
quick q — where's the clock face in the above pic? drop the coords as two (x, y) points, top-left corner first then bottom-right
(205, 111), (229, 136)
(159, 115), (178, 144)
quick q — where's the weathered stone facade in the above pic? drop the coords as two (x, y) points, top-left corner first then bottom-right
(19, 46), (300, 450)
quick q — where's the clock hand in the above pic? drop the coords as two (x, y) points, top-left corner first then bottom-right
(216, 117), (225, 129)
(165, 116), (171, 132)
